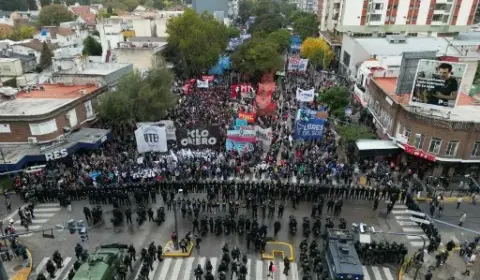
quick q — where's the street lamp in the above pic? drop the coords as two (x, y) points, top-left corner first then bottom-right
(371, 229), (427, 280)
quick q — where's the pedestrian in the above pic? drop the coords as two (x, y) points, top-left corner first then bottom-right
(462, 261), (472, 276)
(459, 212), (467, 227)
(267, 261), (275, 278)
(372, 197), (379, 211)
(457, 197), (463, 209)
(424, 269), (432, 280)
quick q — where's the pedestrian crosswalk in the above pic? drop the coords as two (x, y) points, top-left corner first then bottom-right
(15, 203), (62, 237)
(31, 254), (396, 280)
(392, 204), (429, 248)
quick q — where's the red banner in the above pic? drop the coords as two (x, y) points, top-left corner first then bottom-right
(238, 112), (256, 123)
(403, 144), (436, 162)
(202, 75), (214, 82)
(231, 83), (253, 99)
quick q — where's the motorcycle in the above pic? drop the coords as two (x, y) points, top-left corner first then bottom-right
(215, 217), (223, 236)
(137, 207), (146, 226)
(302, 217), (311, 237)
(237, 216), (245, 235)
(200, 216), (209, 236)
(289, 216), (297, 235)
(339, 218), (347, 230)
(111, 208), (123, 227)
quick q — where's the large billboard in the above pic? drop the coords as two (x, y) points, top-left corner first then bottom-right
(410, 60), (467, 109)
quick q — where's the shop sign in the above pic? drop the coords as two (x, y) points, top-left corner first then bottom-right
(403, 144), (436, 162)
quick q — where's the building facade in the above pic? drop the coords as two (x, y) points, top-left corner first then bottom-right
(364, 78), (480, 177)
(0, 84), (102, 143)
(192, 0), (229, 16)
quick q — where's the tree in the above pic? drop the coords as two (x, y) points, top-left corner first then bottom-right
(337, 124), (376, 162)
(291, 12), (319, 40)
(300, 37), (334, 69)
(227, 26), (240, 38)
(318, 86), (350, 117)
(53, 0), (61, 4)
(39, 0), (51, 7)
(152, 0), (165, 9)
(38, 4), (74, 26)
(231, 38), (283, 79)
(249, 13), (284, 34)
(238, 0), (254, 24)
(266, 28), (290, 52)
(9, 25), (36, 40)
(0, 0), (28, 11)
(166, 9), (227, 77)
(97, 57), (177, 128)
(27, 0), (37, 10)
(39, 41), (53, 70)
(0, 24), (14, 40)
(82, 35), (102, 56)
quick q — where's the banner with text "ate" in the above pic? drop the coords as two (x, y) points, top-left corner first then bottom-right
(287, 57), (309, 72)
(296, 88), (315, 102)
(238, 111), (256, 123)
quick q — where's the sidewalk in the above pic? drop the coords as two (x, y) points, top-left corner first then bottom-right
(3, 246), (33, 280)
(402, 251), (478, 280)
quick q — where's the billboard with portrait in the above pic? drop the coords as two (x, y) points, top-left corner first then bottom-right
(410, 59), (467, 109)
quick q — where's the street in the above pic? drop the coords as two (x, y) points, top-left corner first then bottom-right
(3, 189), (403, 280)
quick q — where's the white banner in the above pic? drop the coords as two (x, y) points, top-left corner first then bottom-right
(296, 88), (315, 102)
(137, 120), (176, 140)
(255, 126), (273, 151)
(197, 79), (209, 88)
(135, 125), (168, 153)
(287, 57), (309, 72)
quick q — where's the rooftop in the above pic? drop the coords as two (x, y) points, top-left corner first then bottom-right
(356, 139), (400, 151)
(17, 39), (59, 52)
(372, 77), (480, 123)
(0, 52), (36, 62)
(36, 26), (75, 39)
(55, 62), (132, 76)
(69, 6), (90, 16)
(354, 36), (462, 57)
(0, 84), (99, 117)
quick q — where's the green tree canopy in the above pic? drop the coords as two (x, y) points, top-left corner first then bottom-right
(249, 13), (284, 34)
(337, 124), (376, 142)
(290, 12), (319, 40)
(82, 35), (103, 56)
(266, 28), (290, 53)
(39, 0), (51, 7)
(27, 0), (37, 10)
(97, 57), (177, 126)
(231, 38), (283, 79)
(166, 9), (227, 77)
(238, 0), (255, 24)
(39, 41), (53, 70)
(318, 86), (350, 117)
(227, 26), (240, 38)
(38, 4), (74, 26)
(0, 0), (29, 10)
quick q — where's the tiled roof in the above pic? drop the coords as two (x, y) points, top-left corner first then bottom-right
(70, 6), (90, 16)
(80, 13), (96, 25)
(17, 39), (59, 52)
(36, 26), (75, 39)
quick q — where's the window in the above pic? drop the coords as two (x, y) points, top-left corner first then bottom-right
(67, 108), (78, 127)
(404, 129), (412, 142)
(472, 142), (480, 157)
(370, 14), (382, 21)
(374, 3), (383, 10)
(428, 138), (442, 154)
(414, 133), (425, 149)
(30, 119), (57, 136)
(445, 141), (459, 156)
(0, 124), (11, 133)
(84, 100), (94, 118)
(432, 14), (443, 21)
(342, 51), (351, 67)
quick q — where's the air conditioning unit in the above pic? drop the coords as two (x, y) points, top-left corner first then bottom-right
(79, 89), (88, 95)
(28, 137), (38, 144)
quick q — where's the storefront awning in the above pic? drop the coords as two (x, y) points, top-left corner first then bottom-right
(0, 128), (112, 173)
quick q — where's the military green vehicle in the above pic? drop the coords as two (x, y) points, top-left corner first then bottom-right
(72, 244), (128, 280)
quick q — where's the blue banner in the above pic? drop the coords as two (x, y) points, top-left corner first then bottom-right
(209, 56), (232, 75)
(234, 118), (248, 129)
(226, 139), (255, 153)
(294, 118), (325, 140)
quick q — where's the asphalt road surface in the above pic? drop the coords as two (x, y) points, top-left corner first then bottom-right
(2, 192), (405, 280)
